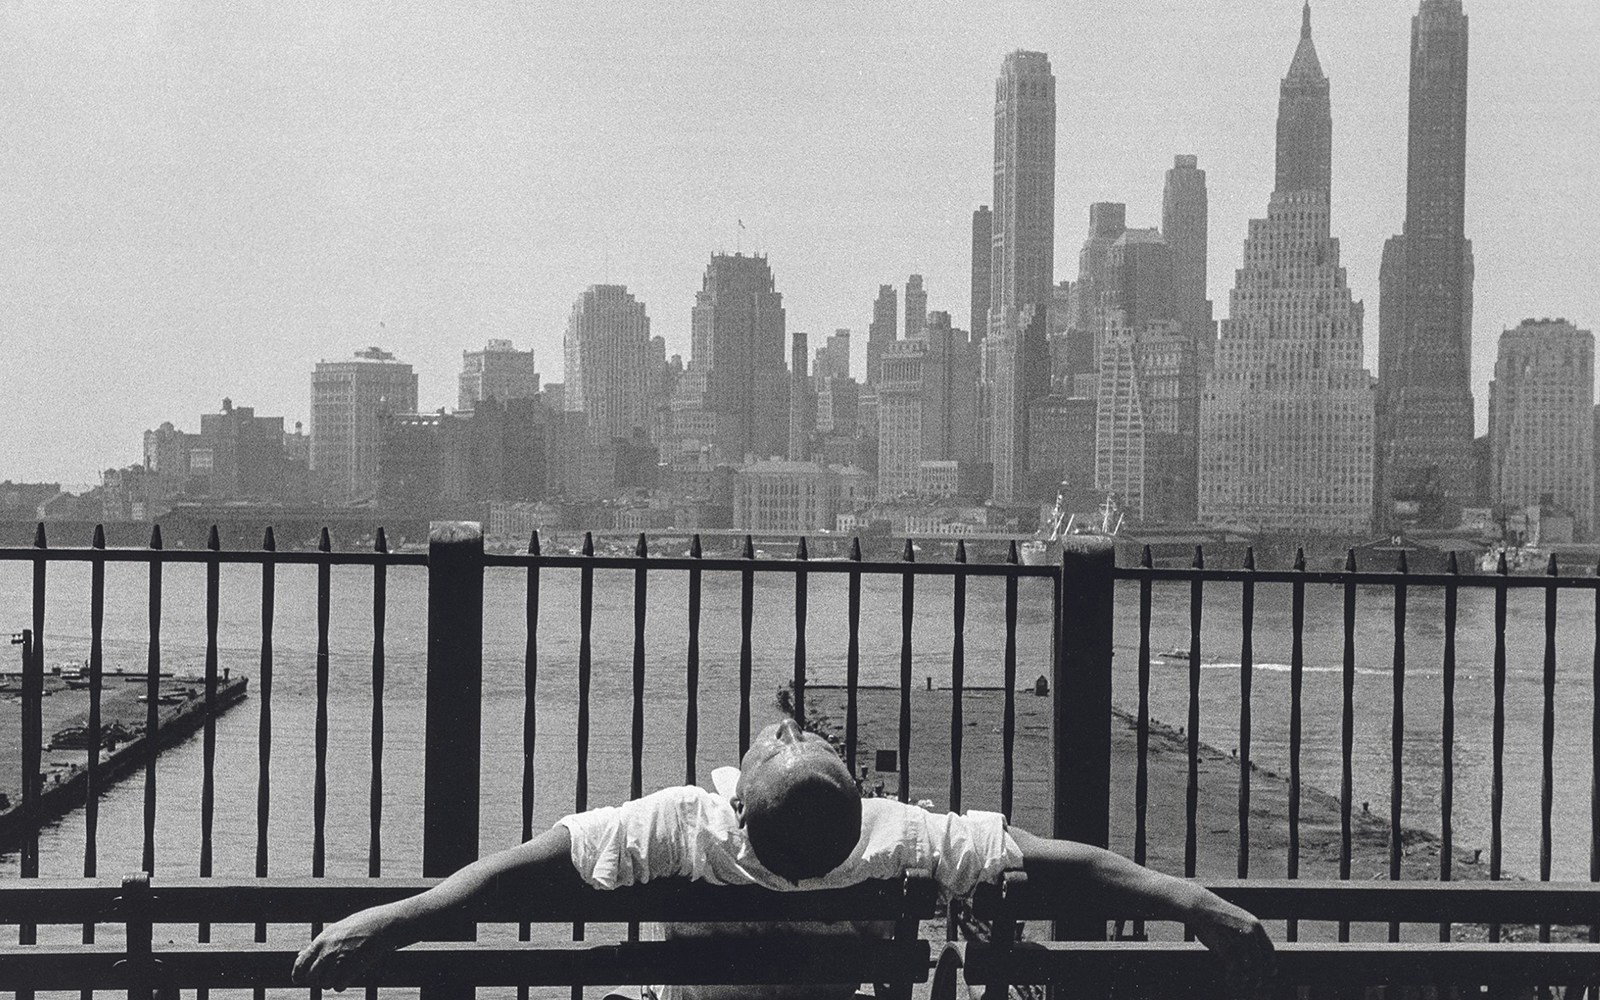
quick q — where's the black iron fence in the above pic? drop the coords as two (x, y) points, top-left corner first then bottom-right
(6, 521), (1600, 993)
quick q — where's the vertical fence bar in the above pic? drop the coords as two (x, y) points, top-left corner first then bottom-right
(1592, 556), (1600, 947)
(519, 530), (541, 996)
(950, 540), (967, 812)
(948, 540), (967, 943)
(740, 535), (755, 758)
(85, 524), (105, 883)
(1441, 551), (1458, 943)
(1491, 549), (1508, 943)
(847, 537), (862, 777)
(1056, 537), (1114, 944)
(1133, 546), (1152, 942)
(200, 525), (220, 968)
(1287, 548), (1305, 943)
(1540, 554), (1558, 944)
(255, 528), (274, 992)
(1185, 546), (1203, 886)
(574, 529), (594, 998)
(27, 522), (45, 892)
(686, 535), (701, 785)
(632, 533), (648, 800)
(794, 537), (808, 725)
(899, 539), (914, 803)
(1339, 549), (1356, 943)
(629, 534), (648, 945)
(370, 528), (387, 881)
(1002, 541), (1018, 821)
(1389, 550), (1408, 943)
(1238, 547), (1254, 880)
(313, 526), (331, 901)
(142, 525), (162, 876)
(422, 521), (484, 1000)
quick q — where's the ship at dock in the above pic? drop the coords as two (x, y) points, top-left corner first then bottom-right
(1020, 492), (1126, 567)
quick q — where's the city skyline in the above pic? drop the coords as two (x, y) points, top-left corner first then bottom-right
(3, 2), (1597, 484)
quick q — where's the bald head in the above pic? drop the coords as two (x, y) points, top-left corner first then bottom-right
(736, 720), (862, 882)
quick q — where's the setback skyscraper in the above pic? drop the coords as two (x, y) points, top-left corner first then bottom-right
(564, 285), (652, 444)
(688, 253), (789, 461)
(904, 275), (927, 340)
(989, 50), (1056, 504)
(1378, 0), (1475, 525)
(866, 284), (897, 387)
(1199, 4), (1375, 535)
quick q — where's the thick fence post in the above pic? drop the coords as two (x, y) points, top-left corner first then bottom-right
(422, 521), (483, 1000)
(1055, 537), (1114, 943)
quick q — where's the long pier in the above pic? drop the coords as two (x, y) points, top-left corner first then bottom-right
(0, 671), (248, 846)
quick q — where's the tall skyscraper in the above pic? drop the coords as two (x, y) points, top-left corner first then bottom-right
(564, 285), (652, 444)
(310, 346), (419, 503)
(1199, 4), (1375, 535)
(1378, 0), (1475, 525)
(1162, 155), (1215, 363)
(689, 253), (789, 461)
(788, 330), (815, 461)
(904, 274), (928, 340)
(989, 50), (1056, 504)
(459, 339), (540, 413)
(971, 206), (992, 341)
(1489, 319), (1595, 531)
(866, 284), (897, 387)
(1061, 203), (1128, 381)
(876, 312), (978, 498)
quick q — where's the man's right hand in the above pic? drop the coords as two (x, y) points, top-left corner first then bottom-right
(292, 904), (401, 992)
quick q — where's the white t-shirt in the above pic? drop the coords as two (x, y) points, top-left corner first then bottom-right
(558, 767), (1022, 900)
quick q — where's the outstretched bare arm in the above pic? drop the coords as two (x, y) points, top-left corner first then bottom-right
(292, 825), (581, 991)
(1010, 828), (1275, 987)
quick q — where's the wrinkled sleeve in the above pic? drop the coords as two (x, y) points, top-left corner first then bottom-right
(557, 786), (705, 889)
(922, 809), (1024, 899)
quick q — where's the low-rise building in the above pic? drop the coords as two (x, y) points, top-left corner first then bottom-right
(734, 460), (870, 534)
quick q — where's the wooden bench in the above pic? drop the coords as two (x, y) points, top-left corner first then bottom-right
(961, 872), (1600, 996)
(0, 870), (938, 995)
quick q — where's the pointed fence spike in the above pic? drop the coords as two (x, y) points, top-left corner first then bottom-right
(690, 534), (702, 558)
(1548, 552), (1559, 576)
(149, 524), (163, 549)
(1446, 550), (1458, 574)
(92, 524), (105, 549)
(1345, 549), (1357, 572)
(318, 527), (331, 553)
(742, 535), (755, 559)
(581, 532), (594, 557)
(849, 537), (862, 561)
(1397, 549), (1408, 574)
(1293, 547), (1306, 572)
(207, 525), (221, 551)
(796, 536), (809, 560)
(1192, 545), (1204, 570)
(1006, 540), (1018, 564)
(635, 533), (648, 558)
(529, 529), (541, 557)
(33, 522), (46, 548)
(955, 539), (968, 564)
(263, 526), (277, 552)
(1243, 546), (1255, 571)
(1140, 544), (1153, 568)
(1497, 550), (1508, 575)
(374, 526), (387, 553)
(902, 538), (915, 561)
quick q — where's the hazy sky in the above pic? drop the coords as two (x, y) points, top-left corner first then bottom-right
(3, 1), (1597, 486)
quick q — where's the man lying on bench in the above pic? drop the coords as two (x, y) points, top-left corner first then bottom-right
(293, 718), (1275, 996)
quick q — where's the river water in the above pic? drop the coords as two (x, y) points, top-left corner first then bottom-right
(0, 558), (1594, 888)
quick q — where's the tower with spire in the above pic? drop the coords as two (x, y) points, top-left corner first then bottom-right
(1377, 0), (1475, 527)
(1198, 4), (1376, 535)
